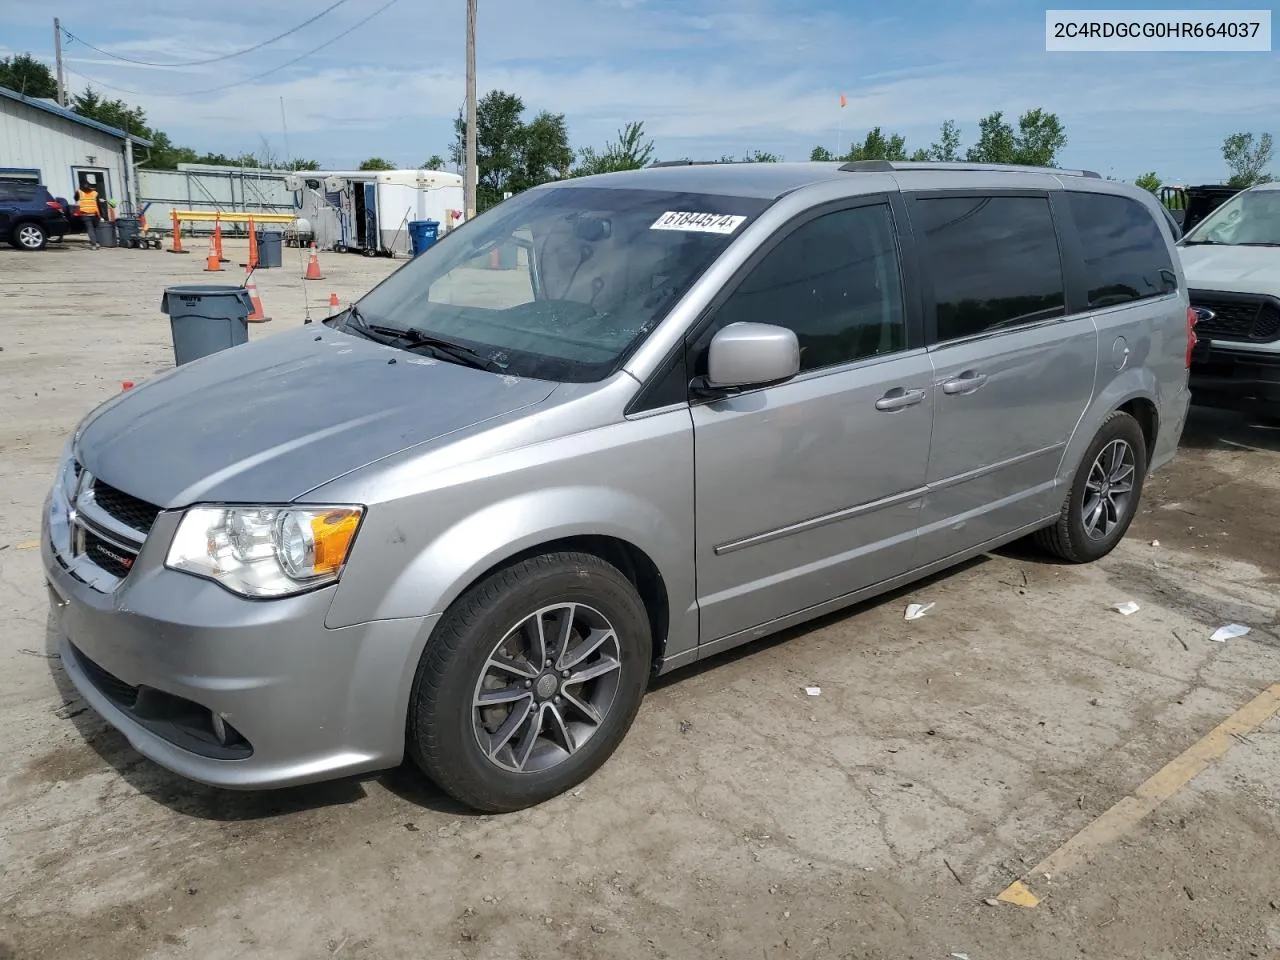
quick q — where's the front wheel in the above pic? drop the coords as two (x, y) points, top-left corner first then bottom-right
(407, 551), (652, 812)
(1035, 411), (1147, 563)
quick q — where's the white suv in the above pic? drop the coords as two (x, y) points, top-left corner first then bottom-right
(1178, 182), (1280, 422)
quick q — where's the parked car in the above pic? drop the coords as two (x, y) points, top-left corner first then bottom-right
(1178, 181), (1280, 422)
(44, 160), (1193, 812)
(1160, 183), (1242, 234)
(0, 178), (71, 250)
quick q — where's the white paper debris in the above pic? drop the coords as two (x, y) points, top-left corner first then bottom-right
(1150, 539), (1160, 547)
(951, 954), (971, 960)
(804, 686), (821, 697)
(1209, 624), (1250, 643)
(905, 602), (935, 621)
(1112, 601), (1141, 616)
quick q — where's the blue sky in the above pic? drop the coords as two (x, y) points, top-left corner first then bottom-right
(0, 0), (1274, 182)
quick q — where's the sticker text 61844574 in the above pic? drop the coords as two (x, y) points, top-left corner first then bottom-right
(650, 211), (748, 235)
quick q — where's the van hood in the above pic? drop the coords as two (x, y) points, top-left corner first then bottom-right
(1178, 244), (1280, 296)
(73, 325), (557, 508)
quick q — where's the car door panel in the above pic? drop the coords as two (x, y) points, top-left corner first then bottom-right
(920, 318), (1098, 558)
(906, 190), (1099, 563)
(693, 351), (934, 642)
(687, 196), (933, 644)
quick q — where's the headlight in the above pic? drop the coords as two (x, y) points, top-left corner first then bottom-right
(166, 505), (364, 598)
(56, 443), (79, 502)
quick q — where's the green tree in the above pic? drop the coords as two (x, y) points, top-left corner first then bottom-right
(421, 155), (447, 171)
(573, 120), (655, 176)
(966, 111), (1017, 163)
(810, 146), (835, 162)
(0, 53), (57, 98)
(359, 157), (396, 171)
(966, 109), (1066, 166)
(909, 148), (930, 161)
(844, 127), (908, 162)
(1134, 171), (1161, 193)
(71, 87), (150, 137)
(1222, 132), (1274, 187)
(927, 119), (963, 161)
(452, 89), (573, 209)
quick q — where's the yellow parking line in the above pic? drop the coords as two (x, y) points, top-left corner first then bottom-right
(15, 540), (39, 550)
(997, 682), (1280, 908)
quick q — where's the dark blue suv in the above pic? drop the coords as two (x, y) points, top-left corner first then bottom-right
(0, 179), (72, 251)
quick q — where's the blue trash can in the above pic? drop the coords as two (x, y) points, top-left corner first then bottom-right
(256, 229), (283, 268)
(160, 285), (254, 366)
(408, 219), (440, 257)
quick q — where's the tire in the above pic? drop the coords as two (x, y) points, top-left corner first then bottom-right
(11, 222), (47, 251)
(1035, 411), (1148, 563)
(407, 551), (652, 813)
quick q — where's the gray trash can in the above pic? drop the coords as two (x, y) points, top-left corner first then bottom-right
(256, 229), (283, 268)
(160, 285), (254, 366)
(96, 220), (118, 247)
(115, 217), (140, 246)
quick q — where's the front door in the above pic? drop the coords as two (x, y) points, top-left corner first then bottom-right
(691, 198), (934, 644)
(907, 192), (1098, 563)
(363, 183), (379, 253)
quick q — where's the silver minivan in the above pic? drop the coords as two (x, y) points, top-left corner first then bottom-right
(44, 161), (1194, 812)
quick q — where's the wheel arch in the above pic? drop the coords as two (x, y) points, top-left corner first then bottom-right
(1058, 368), (1162, 487)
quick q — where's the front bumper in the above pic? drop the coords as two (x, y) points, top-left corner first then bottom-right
(42, 489), (439, 790)
(1189, 341), (1280, 411)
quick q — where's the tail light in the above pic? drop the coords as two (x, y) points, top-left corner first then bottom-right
(46, 200), (63, 210)
(1185, 306), (1199, 368)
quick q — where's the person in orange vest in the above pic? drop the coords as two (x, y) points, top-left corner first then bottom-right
(76, 184), (103, 249)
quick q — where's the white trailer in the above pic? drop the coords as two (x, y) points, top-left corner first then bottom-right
(290, 169), (463, 256)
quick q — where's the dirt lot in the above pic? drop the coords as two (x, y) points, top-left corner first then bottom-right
(2, 236), (1279, 960)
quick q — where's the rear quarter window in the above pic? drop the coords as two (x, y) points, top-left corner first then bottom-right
(1066, 192), (1178, 309)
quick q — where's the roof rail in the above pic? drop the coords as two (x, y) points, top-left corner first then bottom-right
(648, 159), (723, 168)
(837, 160), (1101, 179)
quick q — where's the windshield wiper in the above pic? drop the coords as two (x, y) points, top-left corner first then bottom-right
(342, 304), (397, 345)
(1180, 239), (1223, 246)
(342, 306), (505, 373)
(371, 324), (506, 373)
(1237, 241), (1280, 247)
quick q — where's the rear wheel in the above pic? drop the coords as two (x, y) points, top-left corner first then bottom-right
(1035, 411), (1147, 563)
(407, 551), (652, 812)
(11, 222), (47, 251)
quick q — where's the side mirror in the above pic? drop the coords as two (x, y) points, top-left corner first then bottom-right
(695, 322), (800, 398)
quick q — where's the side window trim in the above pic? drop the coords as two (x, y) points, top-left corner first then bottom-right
(625, 192), (921, 416)
(905, 188), (1071, 349)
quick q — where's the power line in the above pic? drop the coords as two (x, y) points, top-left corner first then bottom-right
(62, 1), (349, 68)
(62, 0), (401, 99)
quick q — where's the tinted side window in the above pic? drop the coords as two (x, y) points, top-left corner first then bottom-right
(914, 195), (1066, 342)
(0, 182), (38, 202)
(707, 204), (906, 373)
(1067, 192), (1178, 308)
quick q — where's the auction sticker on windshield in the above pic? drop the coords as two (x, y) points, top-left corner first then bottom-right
(650, 211), (747, 234)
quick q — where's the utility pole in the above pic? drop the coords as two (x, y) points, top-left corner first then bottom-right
(53, 18), (67, 106)
(464, 0), (478, 220)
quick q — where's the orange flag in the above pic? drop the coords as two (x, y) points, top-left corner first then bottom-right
(839, 93), (847, 108)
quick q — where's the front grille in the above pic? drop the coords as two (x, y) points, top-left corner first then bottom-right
(75, 646), (140, 708)
(1190, 293), (1280, 343)
(91, 480), (161, 534)
(83, 531), (136, 579)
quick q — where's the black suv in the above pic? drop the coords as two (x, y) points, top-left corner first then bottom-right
(0, 179), (72, 251)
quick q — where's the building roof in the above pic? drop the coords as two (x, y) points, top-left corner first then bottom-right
(0, 86), (152, 147)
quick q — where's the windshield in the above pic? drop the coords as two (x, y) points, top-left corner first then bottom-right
(350, 184), (771, 382)
(1182, 188), (1280, 246)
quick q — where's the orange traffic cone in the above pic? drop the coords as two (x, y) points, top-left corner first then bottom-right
(303, 242), (324, 280)
(203, 235), (223, 272)
(213, 217), (228, 262)
(244, 269), (271, 323)
(328, 292), (340, 309)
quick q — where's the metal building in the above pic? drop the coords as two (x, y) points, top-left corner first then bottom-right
(0, 87), (151, 211)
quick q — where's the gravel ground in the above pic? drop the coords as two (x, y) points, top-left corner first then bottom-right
(2, 236), (1279, 960)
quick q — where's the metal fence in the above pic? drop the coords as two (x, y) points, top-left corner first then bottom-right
(137, 166), (296, 235)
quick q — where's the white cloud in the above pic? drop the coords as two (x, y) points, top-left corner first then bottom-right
(3, 0), (1276, 180)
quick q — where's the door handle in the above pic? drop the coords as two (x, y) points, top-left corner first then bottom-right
(874, 388), (926, 412)
(941, 372), (988, 395)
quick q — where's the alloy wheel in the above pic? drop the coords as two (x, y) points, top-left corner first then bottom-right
(1082, 438), (1136, 540)
(471, 602), (623, 774)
